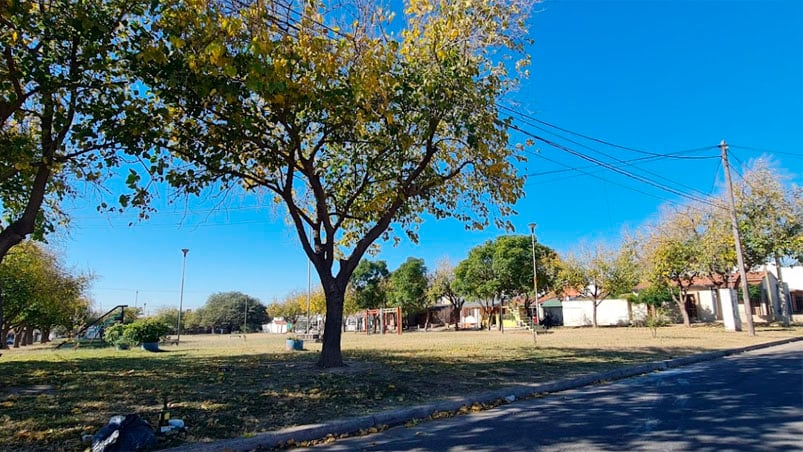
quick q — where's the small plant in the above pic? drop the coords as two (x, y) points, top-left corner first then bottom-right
(124, 319), (170, 344)
(645, 308), (668, 338)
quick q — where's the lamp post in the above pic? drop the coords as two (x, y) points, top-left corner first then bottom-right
(306, 257), (312, 335)
(177, 248), (189, 345)
(528, 223), (539, 341)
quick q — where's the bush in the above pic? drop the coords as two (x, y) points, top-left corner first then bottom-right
(123, 319), (170, 344)
(103, 323), (128, 346)
(645, 308), (669, 338)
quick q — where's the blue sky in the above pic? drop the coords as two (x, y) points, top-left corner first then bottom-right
(54, 0), (803, 314)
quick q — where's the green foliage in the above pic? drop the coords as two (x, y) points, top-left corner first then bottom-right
(350, 260), (390, 310)
(645, 307), (669, 338)
(427, 259), (464, 329)
(0, 0), (159, 242)
(454, 240), (498, 302)
(737, 284), (763, 304)
(455, 235), (558, 301)
(733, 158), (803, 268)
(387, 257), (428, 315)
(631, 285), (674, 308)
(0, 241), (91, 342)
(135, 0), (533, 367)
(197, 292), (268, 332)
(267, 298), (303, 324)
(103, 323), (131, 347)
(122, 318), (170, 344)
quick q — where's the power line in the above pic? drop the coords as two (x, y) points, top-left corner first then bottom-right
(523, 148), (679, 203)
(499, 105), (719, 160)
(508, 112), (719, 199)
(509, 122), (722, 209)
(729, 145), (803, 158)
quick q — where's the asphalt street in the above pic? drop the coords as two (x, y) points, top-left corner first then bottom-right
(298, 341), (803, 451)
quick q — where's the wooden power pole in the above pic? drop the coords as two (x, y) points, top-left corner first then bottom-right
(720, 140), (755, 336)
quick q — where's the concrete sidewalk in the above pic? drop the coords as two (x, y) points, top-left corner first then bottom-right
(166, 336), (803, 452)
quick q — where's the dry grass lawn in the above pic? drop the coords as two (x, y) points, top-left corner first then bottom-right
(0, 324), (800, 451)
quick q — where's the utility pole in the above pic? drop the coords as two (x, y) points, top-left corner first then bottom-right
(720, 140), (755, 336)
(177, 248), (189, 344)
(529, 223), (539, 344)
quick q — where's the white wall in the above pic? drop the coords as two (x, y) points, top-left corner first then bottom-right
(696, 289), (718, 322)
(561, 299), (645, 327)
(766, 264), (803, 291)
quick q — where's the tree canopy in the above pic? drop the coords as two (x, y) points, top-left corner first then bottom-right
(455, 235), (557, 329)
(0, 0), (158, 340)
(135, 0), (533, 367)
(196, 291), (268, 333)
(387, 257), (428, 316)
(558, 241), (639, 328)
(0, 241), (90, 347)
(427, 259), (463, 330)
(350, 259), (390, 310)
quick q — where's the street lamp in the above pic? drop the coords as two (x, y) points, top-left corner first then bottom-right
(306, 256), (312, 335)
(177, 248), (189, 345)
(528, 223), (539, 329)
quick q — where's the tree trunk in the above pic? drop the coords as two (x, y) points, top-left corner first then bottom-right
(592, 299), (598, 328)
(1, 326), (9, 350)
(41, 327), (51, 344)
(0, 162), (52, 352)
(13, 327), (23, 347)
(0, 288), (5, 350)
(318, 283), (345, 368)
(676, 288), (691, 327)
(775, 255), (790, 327)
(424, 308), (431, 331)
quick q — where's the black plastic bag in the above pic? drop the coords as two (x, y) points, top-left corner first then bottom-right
(92, 414), (157, 452)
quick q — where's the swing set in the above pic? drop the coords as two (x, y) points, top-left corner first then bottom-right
(363, 307), (403, 335)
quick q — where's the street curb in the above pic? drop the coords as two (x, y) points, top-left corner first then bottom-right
(165, 336), (802, 451)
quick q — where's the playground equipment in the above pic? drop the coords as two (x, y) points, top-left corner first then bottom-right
(56, 305), (128, 348)
(363, 307), (402, 335)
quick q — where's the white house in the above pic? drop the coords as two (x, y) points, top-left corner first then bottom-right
(686, 265), (803, 326)
(561, 298), (647, 327)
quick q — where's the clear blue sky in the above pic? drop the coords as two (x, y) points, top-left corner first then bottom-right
(54, 0), (803, 314)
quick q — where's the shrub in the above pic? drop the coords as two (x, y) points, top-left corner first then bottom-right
(103, 323), (128, 346)
(123, 319), (170, 344)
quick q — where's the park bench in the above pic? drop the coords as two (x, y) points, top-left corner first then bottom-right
(296, 331), (322, 342)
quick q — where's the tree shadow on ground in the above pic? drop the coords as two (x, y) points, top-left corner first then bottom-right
(0, 344), (731, 451)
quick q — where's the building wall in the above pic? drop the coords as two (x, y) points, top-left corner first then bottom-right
(562, 299), (646, 327)
(695, 289), (719, 322)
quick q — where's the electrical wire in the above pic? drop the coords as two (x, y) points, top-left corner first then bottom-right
(729, 145), (803, 158)
(508, 122), (723, 209)
(499, 105), (720, 160)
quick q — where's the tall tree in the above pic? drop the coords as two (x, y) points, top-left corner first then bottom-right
(0, 0), (157, 347)
(427, 259), (464, 330)
(199, 291), (268, 333)
(454, 236), (558, 330)
(387, 257), (429, 326)
(0, 241), (90, 345)
(731, 158), (803, 325)
(350, 259), (390, 310)
(641, 207), (705, 327)
(454, 240), (499, 330)
(137, 0), (532, 367)
(558, 241), (640, 328)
